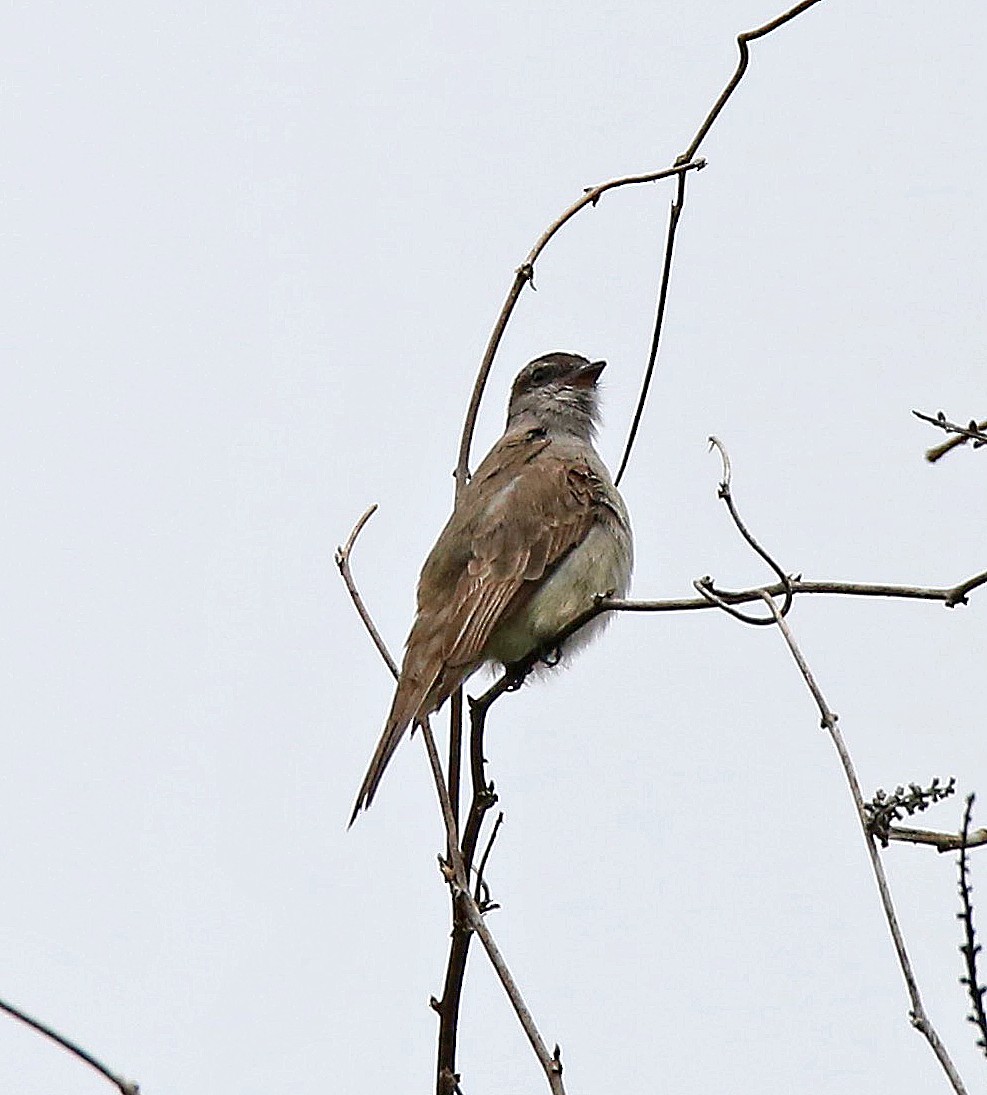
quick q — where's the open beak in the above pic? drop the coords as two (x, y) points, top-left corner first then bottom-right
(572, 359), (606, 388)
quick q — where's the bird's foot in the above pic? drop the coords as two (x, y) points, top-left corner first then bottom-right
(504, 663), (528, 691)
(539, 645), (563, 668)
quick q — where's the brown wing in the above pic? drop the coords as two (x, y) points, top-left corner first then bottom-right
(349, 429), (604, 821)
(435, 435), (602, 669)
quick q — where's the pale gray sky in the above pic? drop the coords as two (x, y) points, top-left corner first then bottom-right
(2, 2), (985, 1092)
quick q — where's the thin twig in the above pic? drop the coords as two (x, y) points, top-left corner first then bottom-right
(615, 0), (826, 483)
(682, 0), (827, 162)
(614, 169), (687, 486)
(335, 510), (470, 1092)
(421, 721), (566, 1094)
(758, 591), (969, 1095)
(435, 676), (507, 1088)
(888, 825), (987, 854)
(453, 156), (704, 497)
(335, 504), (398, 679)
(913, 411), (987, 462)
(334, 505), (554, 1092)
(450, 569), (987, 731)
(474, 812), (505, 906)
(458, 896), (566, 1095)
(691, 437), (793, 623)
(0, 997), (139, 1095)
(601, 571), (987, 614)
(958, 795), (987, 1058)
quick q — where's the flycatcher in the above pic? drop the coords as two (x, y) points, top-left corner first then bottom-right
(351, 352), (633, 821)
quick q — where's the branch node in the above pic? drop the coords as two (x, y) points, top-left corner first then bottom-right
(438, 855), (457, 885)
(697, 439), (794, 626)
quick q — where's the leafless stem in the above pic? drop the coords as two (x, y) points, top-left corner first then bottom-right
(422, 718), (566, 1095)
(335, 505), (559, 1092)
(475, 812), (505, 907)
(683, 0), (826, 162)
(958, 795), (987, 1058)
(887, 825), (987, 854)
(913, 410), (987, 462)
(758, 591), (969, 1095)
(615, 0), (826, 483)
(453, 156), (704, 497)
(614, 169), (687, 486)
(691, 437), (793, 623)
(335, 504), (398, 679)
(449, 689), (464, 850)
(602, 571), (987, 614)
(0, 997), (139, 1095)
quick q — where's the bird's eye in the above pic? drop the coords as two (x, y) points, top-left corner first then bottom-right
(529, 365), (551, 385)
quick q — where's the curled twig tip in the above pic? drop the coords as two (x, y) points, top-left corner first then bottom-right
(696, 440), (793, 625)
(707, 435), (732, 492)
(336, 503), (379, 566)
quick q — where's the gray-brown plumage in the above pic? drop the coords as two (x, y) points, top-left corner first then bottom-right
(350, 352), (633, 822)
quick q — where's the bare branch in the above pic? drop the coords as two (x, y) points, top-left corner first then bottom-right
(615, 0), (826, 482)
(691, 437), (793, 624)
(958, 795), (987, 1058)
(914, 410), (987, 462)
(454, 157), (704, 498)
(335, 505), (398, 679)
(758, 591), (969, 1095)
(474, 811), (505, 908)
(614, 169), (687, 486)
(683, 0), (827, 163)
(333, 505), (557, 1091)
(603, 571), (987, 614)
(0, 997), (139, 1095)
(888, 825), (987, 854)
(448, 689), (464, 856)
(421, 721), (566, 1094)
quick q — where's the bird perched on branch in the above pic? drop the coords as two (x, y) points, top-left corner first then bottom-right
(350, 352), (633, 822)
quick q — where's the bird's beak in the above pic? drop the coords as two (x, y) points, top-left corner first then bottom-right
(572, 359), (606, 388)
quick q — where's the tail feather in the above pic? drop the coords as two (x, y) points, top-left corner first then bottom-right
(348, 682), (424, 826)
(350, 612), (479, 825)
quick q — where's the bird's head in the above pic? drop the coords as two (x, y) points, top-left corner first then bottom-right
(506, 352), (606, 440)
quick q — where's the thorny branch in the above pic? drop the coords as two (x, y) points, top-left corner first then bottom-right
(914, 410), (987, 462)
(958, 795), (987, 1059)
(0, 996), (139, 1095)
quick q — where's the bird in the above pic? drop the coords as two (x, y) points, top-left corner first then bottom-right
(350, 351), (633, 822)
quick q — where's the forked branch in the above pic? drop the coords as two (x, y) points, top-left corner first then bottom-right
(336, 507), (564, 1095)
(914, 410), (987, 462)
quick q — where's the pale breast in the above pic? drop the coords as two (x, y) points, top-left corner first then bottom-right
(485, 515), (633, 665)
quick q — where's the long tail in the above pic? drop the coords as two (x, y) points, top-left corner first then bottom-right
(348, 652), (449, 825)
(346, 700), (411, 823)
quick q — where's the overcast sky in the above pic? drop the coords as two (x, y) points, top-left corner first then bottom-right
(2, 1), (985, 1092)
